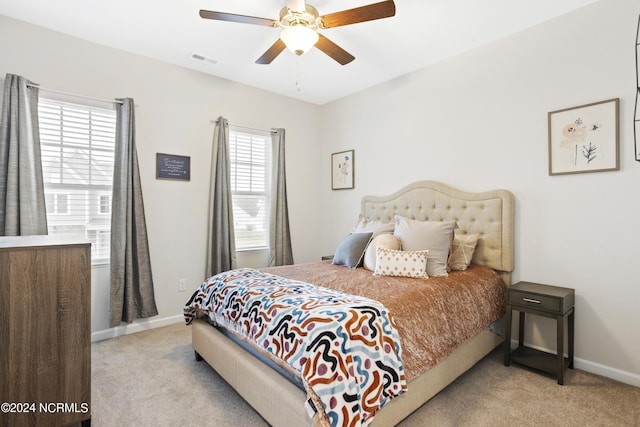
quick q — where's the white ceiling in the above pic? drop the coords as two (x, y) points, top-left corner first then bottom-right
(0, 0), (599, 105)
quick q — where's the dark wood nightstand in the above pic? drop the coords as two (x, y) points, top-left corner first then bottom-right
(504, 281), (575, 385)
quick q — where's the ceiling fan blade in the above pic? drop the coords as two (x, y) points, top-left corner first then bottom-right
(199, 10), (278, 27)
(319, 0), (395, 28)
(315, 34), (355, 65)
(255, 39), (287, 64)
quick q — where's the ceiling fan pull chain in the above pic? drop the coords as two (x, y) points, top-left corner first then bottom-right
(295, 55), (303, 92)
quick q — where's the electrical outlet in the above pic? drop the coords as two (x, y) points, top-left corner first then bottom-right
(178, 279), (187, 292)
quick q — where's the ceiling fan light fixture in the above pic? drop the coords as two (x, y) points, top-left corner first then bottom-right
(280, 25), (319, 55)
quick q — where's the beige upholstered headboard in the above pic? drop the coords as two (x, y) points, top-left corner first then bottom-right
(361, 181), (514, 284)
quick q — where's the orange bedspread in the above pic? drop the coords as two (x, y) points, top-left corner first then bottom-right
(262, 262), (506, 382)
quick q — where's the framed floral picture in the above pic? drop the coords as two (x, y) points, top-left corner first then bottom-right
(331, 150), (354, 190)
(548, 98), (619, 175)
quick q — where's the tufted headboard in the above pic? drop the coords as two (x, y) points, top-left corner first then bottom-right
(361, 181), (514, 285)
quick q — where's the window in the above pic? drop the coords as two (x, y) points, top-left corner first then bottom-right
(45, 193), (70, 214)
(99, 194), (111, 215)
(38, 98), (116, 264)
(229, 128), (271, 250)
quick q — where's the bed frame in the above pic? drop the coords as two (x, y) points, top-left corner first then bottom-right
(192, 180), (514, 426)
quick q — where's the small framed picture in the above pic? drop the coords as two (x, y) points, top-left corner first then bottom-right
(331, 150), (354, 190)
(156, 153), (191, 181)
(548, 98), (619, 175)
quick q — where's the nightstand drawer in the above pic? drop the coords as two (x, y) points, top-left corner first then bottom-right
(507, 281), (575, 315)
(508, 291), (561, 313)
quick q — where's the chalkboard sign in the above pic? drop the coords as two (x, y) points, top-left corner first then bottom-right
(156, 153), (190, 181)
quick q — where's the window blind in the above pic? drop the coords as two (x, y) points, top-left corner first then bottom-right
(229, 129), (271, 250)
(38, 98), (116, 264)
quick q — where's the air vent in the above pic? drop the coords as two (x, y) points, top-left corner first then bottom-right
(190, 52), (218, 65)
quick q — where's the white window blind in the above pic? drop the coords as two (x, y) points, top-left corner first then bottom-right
(38, 98), (116, 264)
(229, 128), (271, 250)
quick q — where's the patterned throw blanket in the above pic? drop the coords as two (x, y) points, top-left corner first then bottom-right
(184, 268), (407, 427)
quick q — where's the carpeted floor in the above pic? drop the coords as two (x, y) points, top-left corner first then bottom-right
(91, 322), (640, 427)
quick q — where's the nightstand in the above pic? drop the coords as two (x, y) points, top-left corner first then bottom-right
(504, 281), (575, 385)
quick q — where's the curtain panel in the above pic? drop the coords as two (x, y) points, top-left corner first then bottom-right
(110, 98), (157, 327)
(205, 116), (237, 278)
(0, 73), (48, 236)
(269, 128), (293, 266)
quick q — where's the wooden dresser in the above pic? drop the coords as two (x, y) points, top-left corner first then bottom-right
(0, 235), (91, 427)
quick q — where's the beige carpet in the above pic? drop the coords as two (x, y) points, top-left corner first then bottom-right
(92, 322), (640, 427)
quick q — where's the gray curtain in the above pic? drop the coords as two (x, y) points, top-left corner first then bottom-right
(269, 128), (293, 266)
(110, 98), (157, 327)
(205, 116), (237, 278)
(0, 74), (48, 236)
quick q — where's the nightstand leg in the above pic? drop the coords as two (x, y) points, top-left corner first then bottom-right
(518, 311), (525, 347)
(504, 305), (512, 366)
(557, 315), (565, 385)
(568, 308), (575, 369)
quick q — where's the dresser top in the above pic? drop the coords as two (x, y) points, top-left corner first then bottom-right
(0, 235), (90, 250)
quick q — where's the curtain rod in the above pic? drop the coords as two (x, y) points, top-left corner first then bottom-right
(1, 78), (125, 105)
(28, 83), (125, 105)
(211, 119), (276, 134)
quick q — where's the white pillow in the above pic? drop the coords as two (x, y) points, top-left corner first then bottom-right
(393, 216), (456, 277)
(374, 247), (429, 278)
(449, 233), (479, 271)
(352, 215), (395, 237)
(363, 234), (402, 271)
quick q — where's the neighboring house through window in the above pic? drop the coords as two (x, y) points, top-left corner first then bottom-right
(38, 97), (116, 264)
(45, 193), (70, 214)
(229, 127), (271, 251)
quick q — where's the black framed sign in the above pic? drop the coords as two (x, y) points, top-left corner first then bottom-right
(156, 153), (190, 181)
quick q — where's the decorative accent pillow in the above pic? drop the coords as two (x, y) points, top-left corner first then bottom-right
(352, 215), (395, 237)
(374, 247), (429, 278)
(449, 233), (479, 271)
(363, 234), (402, 271)
(332, 232), (373, 269)
(393, 216), (456, 277)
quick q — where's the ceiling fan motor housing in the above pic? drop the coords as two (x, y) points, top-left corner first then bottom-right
(279, 5), (319, 30)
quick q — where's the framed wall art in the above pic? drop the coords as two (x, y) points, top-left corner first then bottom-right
(548, 98), (619, 175)
(156, 153), (191, 181)
(331, 150), (354, 190)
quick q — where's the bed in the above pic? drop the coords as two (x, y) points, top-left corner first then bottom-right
(186, 180), (514, 426)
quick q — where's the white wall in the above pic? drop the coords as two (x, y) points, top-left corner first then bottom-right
(0, 15), (323, 338)
(318, 0), (640, 386)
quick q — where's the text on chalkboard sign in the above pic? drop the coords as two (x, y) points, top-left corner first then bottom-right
(156, 153), (190, 181)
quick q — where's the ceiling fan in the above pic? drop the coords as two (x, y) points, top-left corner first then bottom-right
(199, 0), (396, 65)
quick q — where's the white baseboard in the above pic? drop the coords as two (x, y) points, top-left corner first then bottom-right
(508, 339), (640, 388)
(91, 314), (184, 342)
(574, 358), (640, 388)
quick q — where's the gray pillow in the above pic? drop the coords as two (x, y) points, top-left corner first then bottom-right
(332, 232), (373, 269)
